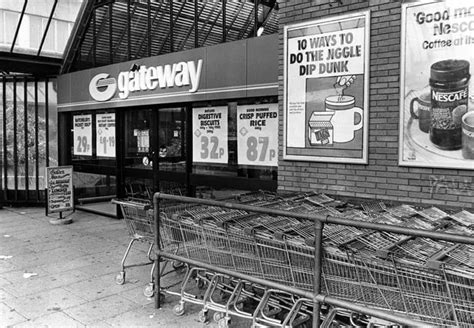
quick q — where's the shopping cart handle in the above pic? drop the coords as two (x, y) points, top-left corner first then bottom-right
(111, 199), (151, 211)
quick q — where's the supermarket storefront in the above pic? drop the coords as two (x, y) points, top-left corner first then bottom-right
(57, 35), (278, 202)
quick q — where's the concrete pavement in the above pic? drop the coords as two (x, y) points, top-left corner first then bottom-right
(0, 206), (248, 327)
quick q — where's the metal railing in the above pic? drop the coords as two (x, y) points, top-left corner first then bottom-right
(152, 192), (474, 328)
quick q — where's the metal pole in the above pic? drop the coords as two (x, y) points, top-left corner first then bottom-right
(154, 193), (474, 245)
(313, 220), (323, 328)
(153, 195), (161, 309)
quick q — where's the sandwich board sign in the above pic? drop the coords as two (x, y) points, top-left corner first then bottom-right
(46, 166), (74, 222)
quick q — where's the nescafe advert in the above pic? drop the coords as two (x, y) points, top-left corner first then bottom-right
(399, 0), (474, 170)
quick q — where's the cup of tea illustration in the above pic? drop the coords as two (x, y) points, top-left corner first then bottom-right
(410, 92), (431, 133)
(462, 110), (474, 159)
(325, 95), (363, 143)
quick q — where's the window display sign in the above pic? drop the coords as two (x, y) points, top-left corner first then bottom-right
(400, 0), (474, 169)
(283, 11), (370, 163)
(73, 114), (92, 156)
(192, 106), (228, 163)
(136, 129), (149, 153)
(46, 166), (73, 214)
(237, 104), (278, 166)
(96, 113), (116, 157)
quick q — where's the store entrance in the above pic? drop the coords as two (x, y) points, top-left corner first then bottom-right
(121, 106), (188, 201)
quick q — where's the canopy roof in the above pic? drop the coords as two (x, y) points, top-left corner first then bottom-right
(0, 0), (278, 77)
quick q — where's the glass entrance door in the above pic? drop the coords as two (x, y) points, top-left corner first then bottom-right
(157, 107), (187, 195)
(121, 106), (187, 200)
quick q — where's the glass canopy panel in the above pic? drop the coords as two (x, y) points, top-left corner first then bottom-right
(13, 0), (56, 56)
(41, 0), (83, 58)
(0, 0), (25, 52)
(0, 0), (83, 58)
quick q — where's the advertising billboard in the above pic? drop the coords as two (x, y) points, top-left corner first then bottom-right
(399, 0), (474, 169)
(283, 11), (370, 163)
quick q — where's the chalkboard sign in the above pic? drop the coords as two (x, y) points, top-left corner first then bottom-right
(46, 166), (74, 214)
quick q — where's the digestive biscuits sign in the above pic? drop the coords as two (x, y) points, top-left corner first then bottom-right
(399, 0), (474, 170)
(237, 104), (278, 166)
(283, 11), (370, 163)
(46, 166), (74, 214)
(192, 106), (228, 163)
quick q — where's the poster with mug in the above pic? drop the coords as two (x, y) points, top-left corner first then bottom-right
(283, 11), (370, 163)
(399, 0), (474, 169)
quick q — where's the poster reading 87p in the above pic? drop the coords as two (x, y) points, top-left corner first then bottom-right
(283, 11), (370, 164)
(237, 104), (278, 166)
(399, 0), (474, 169)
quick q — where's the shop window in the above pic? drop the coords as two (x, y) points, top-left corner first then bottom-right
(191, 97), (278, 196)
(73, 172), (116, 200)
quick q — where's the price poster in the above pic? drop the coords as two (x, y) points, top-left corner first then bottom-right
(73, 114), (92, 156)
(46, 166), (73, 214)
(237, 104), (278, 166)
(283, 11), (370, 164)
(96, 113), (116, 157)
(192, 106), (228, 163)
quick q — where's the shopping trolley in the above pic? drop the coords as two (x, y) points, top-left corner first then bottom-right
(112, 198), (186, 297)
(155, 192), (474, 327)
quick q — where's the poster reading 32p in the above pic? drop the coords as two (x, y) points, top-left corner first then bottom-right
(237, 104), (278, 166)
(399, 0), (474, 170)
(73, 114), (92, 156)
(96, 113), (116, 157)
(283, 11), (370, 164)
(192, 106), (228, 163)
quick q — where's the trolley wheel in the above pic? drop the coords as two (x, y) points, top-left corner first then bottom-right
(217, 316), (231, 328)
(172, 261), (185, 270)
(198, 309), (209, 323)
(115, 272), (125, 285)
(213, 311), (225, 323)
(143, 283), (154, 298)
(173, 303), (185, 316)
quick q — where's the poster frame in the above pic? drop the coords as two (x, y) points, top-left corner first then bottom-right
(398, 0), (474, 170)
(283, 10), (370, 164)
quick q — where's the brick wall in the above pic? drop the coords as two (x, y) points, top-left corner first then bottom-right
(277, 0), (474, 209)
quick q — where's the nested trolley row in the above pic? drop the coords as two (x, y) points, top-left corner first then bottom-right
(114, 191), (474, 327)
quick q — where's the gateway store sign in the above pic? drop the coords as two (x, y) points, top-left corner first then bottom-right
(89, 59), (203, 102)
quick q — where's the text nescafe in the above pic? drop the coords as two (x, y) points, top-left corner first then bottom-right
(429, 59), (470, 150)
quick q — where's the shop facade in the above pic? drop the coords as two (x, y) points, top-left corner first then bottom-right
(56, 0), (473, 211)
(57, 35), (278, 201)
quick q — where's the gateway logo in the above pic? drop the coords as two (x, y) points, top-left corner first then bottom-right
(89, 59), (203, 102)
(89, 73), (117, 102)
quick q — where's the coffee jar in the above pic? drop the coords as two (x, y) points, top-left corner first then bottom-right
(429, 59), (470, 150)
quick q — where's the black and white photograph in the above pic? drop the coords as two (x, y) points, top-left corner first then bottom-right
(0, 1), (472, 327)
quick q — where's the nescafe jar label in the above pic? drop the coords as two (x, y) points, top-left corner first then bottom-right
(429, 59), (470, 150)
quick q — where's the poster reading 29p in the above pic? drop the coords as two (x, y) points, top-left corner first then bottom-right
(237, 104), (278, 166)
(283, 11), (370, 164)
(192, 106), (228, 164)
(73, 114), (92, 156)
(399, 0), (474, 170)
